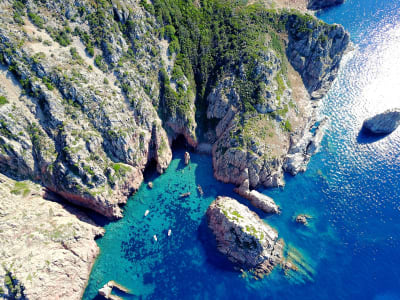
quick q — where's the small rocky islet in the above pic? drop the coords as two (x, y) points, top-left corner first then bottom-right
(207, 196), (284, 277)
(362, 108), (400, 135)
(0, 0), (349, 298)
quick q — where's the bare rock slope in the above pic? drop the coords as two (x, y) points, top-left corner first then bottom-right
(0, 174), (103, 300)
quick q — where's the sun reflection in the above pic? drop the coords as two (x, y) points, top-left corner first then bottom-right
(361, 24), (400, 115)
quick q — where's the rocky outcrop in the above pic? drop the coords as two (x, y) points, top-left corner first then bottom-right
(284, 117), (328, 175)
(210, 13), (349, 190)
(207, 196), (284, 275)
(362, 109), (400, 135)
(286, 14), (350, 99)
(308, 0), (344, 10)
(0, 174), (103, 300)
(234, 180), (280, 214)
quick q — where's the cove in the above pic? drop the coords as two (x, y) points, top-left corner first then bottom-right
(84, 0), (400, 299)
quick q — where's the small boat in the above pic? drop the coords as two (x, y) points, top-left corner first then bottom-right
(153, 235), (157, 242)
(144, 210), (149, 217)
(168, 229), (172, 236)
(197, 184), (204, 196)
(179, 192), (191, 198)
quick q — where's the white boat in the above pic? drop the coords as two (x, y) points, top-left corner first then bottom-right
(153, 235), (157, 242)
(168, 229), (172, 236)
(144, 210), (149, 217)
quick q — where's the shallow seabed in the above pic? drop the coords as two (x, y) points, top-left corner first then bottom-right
(84, 1), (400, 299)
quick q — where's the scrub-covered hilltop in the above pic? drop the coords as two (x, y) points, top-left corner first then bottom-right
(0, 0), (349, 219)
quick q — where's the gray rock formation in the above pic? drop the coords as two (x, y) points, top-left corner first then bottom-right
(362, 109), (400, 134)
(207, 196), (284, 275)
(286, 14), (349, 99)
(234, 179), (280, 214)
(308, 0), (344, 10)
(284, 117), (328, 175)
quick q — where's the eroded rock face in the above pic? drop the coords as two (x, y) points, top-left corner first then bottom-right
(0, 174), (103, 300)
(207, 196), (284, 274)
(362, 109), (400, 135)
(286, 14), (350, 100)
(0, 0), (172, 219)
(308, 0), (344, 10)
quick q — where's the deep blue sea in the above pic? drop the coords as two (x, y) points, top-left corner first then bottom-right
(83, 1), (400, 299)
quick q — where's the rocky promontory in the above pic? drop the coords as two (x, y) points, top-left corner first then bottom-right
(207, 196), (284, 275)
(362, 109), (400, 135)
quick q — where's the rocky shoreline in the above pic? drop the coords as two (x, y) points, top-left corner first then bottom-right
(0, 0), (349, 297)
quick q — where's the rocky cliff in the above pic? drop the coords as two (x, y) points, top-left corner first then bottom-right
(207, 196), (284, 275)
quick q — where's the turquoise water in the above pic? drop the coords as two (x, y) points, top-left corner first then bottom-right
(84, 1), (400, 299)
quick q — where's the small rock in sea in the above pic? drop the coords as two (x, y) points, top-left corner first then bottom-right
(144, 210), (149, 217)
(362, 108), (400, 135)
(148, 182), (153, 189)
(184, 151), (190, 165)
(207, 196), (284, 276)
(295, 214), (310, 225)
(98, 280), (131, 299)
(197, 184), (204, 196)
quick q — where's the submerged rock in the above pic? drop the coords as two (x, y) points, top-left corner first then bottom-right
(207, 196), (284, 275)
(308, 0), (344, 10)
(295, 214), (311, 225)
(362, 109), (400, 135)
(234, 180), (280, 214)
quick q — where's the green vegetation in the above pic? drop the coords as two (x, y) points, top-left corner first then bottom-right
(70, 47), (83, 63)
(10, 181), (30, 197)
(12, 0), (26, 25)
(3, 269), (25, 299)
(0, 96), (8, 106)
(28, 12), (44, 29)
(94, 55), (107, 72)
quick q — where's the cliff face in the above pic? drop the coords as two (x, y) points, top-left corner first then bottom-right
(0, 0), (172, 219)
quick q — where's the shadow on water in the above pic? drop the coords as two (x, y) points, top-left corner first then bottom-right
(197, 216), (237, 273)
(356, 127), (391, 144)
